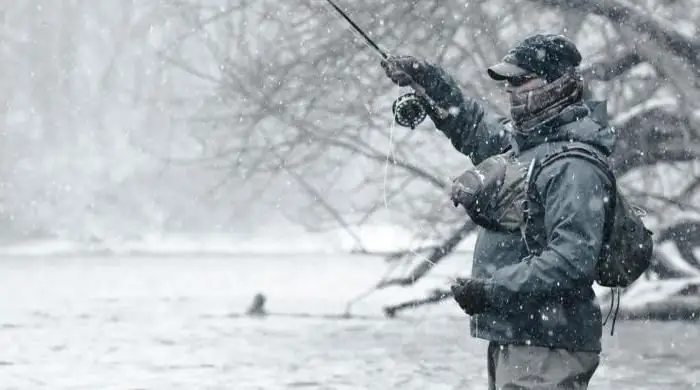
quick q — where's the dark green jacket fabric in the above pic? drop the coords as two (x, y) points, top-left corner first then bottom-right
(421, 62), (616, 352)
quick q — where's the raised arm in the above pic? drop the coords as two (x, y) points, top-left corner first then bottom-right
(381, 56), (513, 164)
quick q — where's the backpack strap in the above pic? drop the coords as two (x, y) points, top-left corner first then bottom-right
(529, 142), (616, 193)
(524, 142), (617, 252)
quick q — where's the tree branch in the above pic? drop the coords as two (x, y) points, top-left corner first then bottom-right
(582, 52), (644, 81)
(376, 218), (476, 288)
(530, 0), (700, 74)
(611, 108), (700, 176)
(282, 164), (368, 253)
(383, 289), (452, 318)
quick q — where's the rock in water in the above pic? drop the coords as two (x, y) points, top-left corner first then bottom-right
(246, 293), (267, 317)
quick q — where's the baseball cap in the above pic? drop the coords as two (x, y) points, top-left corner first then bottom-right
(487, 34), (582, 82)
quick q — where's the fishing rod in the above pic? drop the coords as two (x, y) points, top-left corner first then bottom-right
(321, 0), (450, 128)
(323, 0), (389, 60)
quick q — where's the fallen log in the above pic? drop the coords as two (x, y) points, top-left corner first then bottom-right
(603, 296), (700, 321)
(383, 289), (453, 318)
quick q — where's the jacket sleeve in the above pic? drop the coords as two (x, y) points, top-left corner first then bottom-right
(482, 157), (613, 311)
(419, 62), (513, 165)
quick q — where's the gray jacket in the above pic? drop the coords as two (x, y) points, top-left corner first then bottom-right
(422, 63), (615, 352)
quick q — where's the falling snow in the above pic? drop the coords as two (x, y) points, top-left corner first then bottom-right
(2, 0), (700, 388)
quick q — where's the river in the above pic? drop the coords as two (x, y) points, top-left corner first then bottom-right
(0, 254), (698, 389)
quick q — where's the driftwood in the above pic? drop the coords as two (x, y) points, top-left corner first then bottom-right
(605, 296), (700, 321)
(383, 289), (453, 318)
(383, 287), (700, 322)
(385, 295), (700, 321)
(380, 219), (700, 317)
(375, 220), (476, 289)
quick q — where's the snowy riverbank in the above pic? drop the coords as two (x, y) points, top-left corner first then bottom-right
(2, 227), (700, 323)
(0, 225), (467, 258)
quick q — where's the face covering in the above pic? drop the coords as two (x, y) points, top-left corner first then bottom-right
(509, 69), (584, 131)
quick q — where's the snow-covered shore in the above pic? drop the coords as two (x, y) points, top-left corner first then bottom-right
(0, 225), (474, 257)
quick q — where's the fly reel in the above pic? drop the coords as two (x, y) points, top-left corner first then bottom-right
(392, 92), (427, 129)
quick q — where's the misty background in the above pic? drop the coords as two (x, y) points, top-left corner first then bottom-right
(3, 1), (314, 245)
(3, 0), (699, 256)
(1, 0), (700, 388)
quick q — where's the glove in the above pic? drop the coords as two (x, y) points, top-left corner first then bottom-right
(380, 55), (427, 87)
(450, 170), (484, 209)
(450, 277), (488, 315)
(382, 56), (466, 127)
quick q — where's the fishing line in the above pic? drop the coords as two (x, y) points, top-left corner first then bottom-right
(320, 0), (438, 260)
(383, 104), (396, 208)
(316, 0), (459, 316)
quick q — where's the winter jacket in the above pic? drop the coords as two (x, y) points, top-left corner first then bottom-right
(421, 62), (616, 353)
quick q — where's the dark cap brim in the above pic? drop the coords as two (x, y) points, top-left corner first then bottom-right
(487, 62), (529, 80)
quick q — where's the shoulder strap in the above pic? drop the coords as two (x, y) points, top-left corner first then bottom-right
(526, 142), (617, 245)
(530, 142), (616, 189)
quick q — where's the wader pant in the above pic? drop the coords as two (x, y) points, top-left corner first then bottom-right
(487, 342), (600, 390)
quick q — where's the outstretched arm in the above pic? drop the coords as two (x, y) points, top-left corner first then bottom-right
(421, 62), (513, 164)
(381, 56), (513, 164)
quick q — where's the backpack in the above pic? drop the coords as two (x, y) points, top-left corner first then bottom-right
(451, 142), (654, 288)
(526, 143), (654, 288)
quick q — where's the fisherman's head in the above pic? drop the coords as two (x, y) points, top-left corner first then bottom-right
(487, 34), (585, 130)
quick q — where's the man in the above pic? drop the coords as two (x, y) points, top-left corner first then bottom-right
(381, 34), (614, 389)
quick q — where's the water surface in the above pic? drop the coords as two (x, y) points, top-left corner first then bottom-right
(0, 254), (697, 389)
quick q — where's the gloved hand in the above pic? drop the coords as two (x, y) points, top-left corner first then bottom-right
(450, 170), (484, 209)
(380, 55), (427, 87)
(450, 277), (488, 315)
(382, 55), (466, 127)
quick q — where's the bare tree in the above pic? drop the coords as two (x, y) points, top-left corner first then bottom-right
(163, 0), (700, 314)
